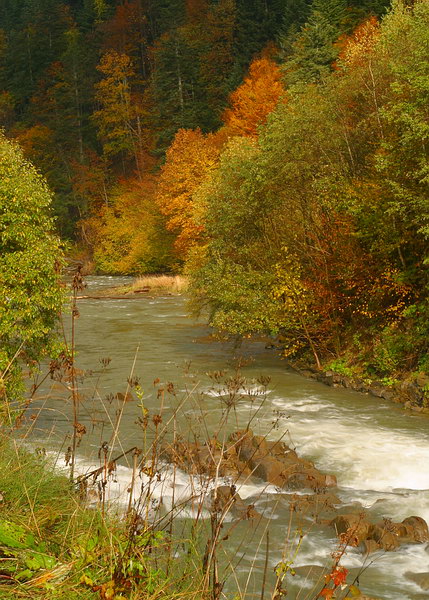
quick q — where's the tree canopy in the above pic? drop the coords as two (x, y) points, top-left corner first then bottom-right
(3, 0), (429, 379)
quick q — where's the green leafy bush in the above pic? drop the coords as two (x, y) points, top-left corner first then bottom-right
(0, 132), (64, 404)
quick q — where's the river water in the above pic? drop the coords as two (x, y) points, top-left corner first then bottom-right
(30, 276), (429, 600)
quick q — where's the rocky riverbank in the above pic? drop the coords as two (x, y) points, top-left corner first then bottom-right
(161, 429), (429, 554)
(286, 363), (429, 415)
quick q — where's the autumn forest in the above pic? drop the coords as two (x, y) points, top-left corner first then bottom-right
(1, 0), (429, 379)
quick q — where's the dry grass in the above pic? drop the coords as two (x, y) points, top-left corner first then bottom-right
(92, 274), (188, 298)
(132, 274), (188, 294)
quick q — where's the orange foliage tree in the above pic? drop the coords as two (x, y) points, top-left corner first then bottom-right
(222, 56), (285, 137)
(156, 128), (226, 258)
(101, 0), (147, 55)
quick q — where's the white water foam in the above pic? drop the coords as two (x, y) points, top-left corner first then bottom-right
(202, 384), (270, 398)
(270, 395), (429, 493)
(262, 392), (429, 599)
(62, 453), (281, 521)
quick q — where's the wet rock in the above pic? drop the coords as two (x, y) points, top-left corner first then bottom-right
(265, 439), (295, 459)
(330, 513), (429, 553)
(400, 380), (424, 407)
(404, 572), (429, 591)
(401, 516), (429, 543)
(228, 429), (336, 492)
(330, 513), (371, 546)
(361, 539), (381, 555)
(332, 373), (344, 385)
(290, 492), (341, 518)
(252, 457), (288, 487)
(211, 485), (263, 521)
(353, 379), (370, 393)
(368, 523), (399, 551)
(325, 474), (337, 487)
(211, 485), (238, 512)
(299, 369), (315, 379)
(314, 371), (334, 386)
(286, 468), (336, 491)
(380, 388), (397, 402)
(367, 384), (387, 399)
(229, 429), (257, 462)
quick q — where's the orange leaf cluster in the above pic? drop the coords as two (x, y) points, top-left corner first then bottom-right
(156, 128), (226, 257)
(222, 57), (286, 137)
(318, 566), (348, 599)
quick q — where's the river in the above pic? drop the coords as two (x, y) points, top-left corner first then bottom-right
(30, 276), (429, 600)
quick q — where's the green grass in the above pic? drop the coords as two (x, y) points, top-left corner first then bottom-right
(0, 436), (205, 600)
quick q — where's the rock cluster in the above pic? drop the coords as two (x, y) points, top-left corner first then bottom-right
(161, 428), (337, 491)
(330, 513), (429, 553)
(161, 429), (429, 556)
(303, 368), (429, 414)
(161, 428), (429, 599)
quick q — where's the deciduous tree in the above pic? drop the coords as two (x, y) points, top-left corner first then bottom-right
(93, 49), (150, 177)
(222, 56), (285, 137)
(156, 128), (225, 258)
(0, 133), (64, 403)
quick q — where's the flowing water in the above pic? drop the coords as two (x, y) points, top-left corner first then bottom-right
(30, 276), (429, 600)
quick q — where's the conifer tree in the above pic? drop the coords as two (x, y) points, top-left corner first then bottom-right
(285, 0), (347, 84)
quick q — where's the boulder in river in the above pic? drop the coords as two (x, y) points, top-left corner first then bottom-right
(330, 513), (429, 552)
(330, 513), (372, 546)
(289, 492), (341, 519)
(211, 485), (264, 522)
(161, 429), (337, 493)
(400, 516), (429, 543)
(229, 429), (337, 491)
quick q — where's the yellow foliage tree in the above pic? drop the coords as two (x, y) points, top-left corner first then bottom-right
(86, 174), (173, 274)
(337, 16), (380, 68)
(93, 50), (151, 176)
